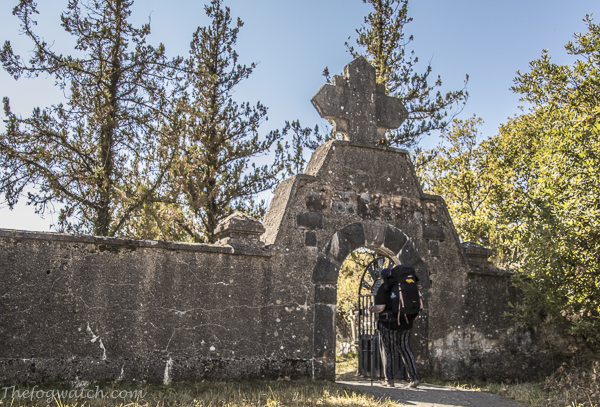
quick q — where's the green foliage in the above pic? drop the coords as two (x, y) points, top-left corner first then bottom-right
(336, 250), (376, 339)
(0, 0), (180, 236)
(417, 16), (600, 345)
(487, 16), (600, 343)
(415, 116), (496, 246)
(347, 0), (469, 147)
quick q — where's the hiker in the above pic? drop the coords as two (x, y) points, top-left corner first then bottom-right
(370, 265), (422, 388)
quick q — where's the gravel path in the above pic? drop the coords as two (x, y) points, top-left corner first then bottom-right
(338, 380), (525, 407)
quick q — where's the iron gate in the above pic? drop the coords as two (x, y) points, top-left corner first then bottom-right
(357, 255), (405, 379)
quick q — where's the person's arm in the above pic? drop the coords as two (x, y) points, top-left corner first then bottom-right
(371, 282), (388, 314)
(370, 304), (385, 313)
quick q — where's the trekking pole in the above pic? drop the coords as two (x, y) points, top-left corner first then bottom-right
(389, 321), (393, 385)
(370, 302), (375, 386)
(370, 333), (374, 386)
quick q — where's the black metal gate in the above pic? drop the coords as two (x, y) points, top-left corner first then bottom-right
(357, 254), (405, 380)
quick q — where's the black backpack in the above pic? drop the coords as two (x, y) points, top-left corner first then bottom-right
(389, 265), (422, 325)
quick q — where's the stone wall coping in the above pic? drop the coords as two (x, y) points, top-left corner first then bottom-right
(467, 267), (514, 277)
(462, 241), (493, 258)
(0, 228), (272, 257)
(421, 193), (445, 202)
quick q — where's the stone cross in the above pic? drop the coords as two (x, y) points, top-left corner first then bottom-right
(311, 57), (408, 145)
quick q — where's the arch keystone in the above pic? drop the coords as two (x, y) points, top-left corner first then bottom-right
(362, 222), (387, 248)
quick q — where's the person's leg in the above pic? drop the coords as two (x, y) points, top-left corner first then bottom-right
(377, 324), (394, 385)
(398, 329), (420, 383)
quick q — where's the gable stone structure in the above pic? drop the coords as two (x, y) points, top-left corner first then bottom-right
(0, 58), (550, 383)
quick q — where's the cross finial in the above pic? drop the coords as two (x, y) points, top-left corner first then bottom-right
(311, 57), (408, 145)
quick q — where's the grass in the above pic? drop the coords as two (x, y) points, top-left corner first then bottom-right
(425, 375), (599, 407)
(4, 352), (596, 406)
(0, 379), (402, 407)
(335, 351), (364, 382)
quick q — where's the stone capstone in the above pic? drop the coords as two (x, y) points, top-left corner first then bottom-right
(215, 211), (266, 247)
(462, 241), (493, 268)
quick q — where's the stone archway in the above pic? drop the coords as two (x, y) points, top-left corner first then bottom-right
(311, 221), (429, 379)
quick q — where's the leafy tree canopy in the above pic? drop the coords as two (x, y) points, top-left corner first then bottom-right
(418, 16), (600, 344)
(414, 116), (496, 247)
(487, 18), (600, 342)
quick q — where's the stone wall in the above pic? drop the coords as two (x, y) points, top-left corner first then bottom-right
(0, 140), (550, 383)
(0, 231), (310, 383)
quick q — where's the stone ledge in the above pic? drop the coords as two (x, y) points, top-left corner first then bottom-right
(0, 229), (272, 257)
(468, 268), (514, 277)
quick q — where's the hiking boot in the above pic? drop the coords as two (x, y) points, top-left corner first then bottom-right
(409, 380), (420, 388)
(380, 380), (395, 387)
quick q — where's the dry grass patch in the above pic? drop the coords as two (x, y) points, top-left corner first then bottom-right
(425, 361), (600, 407)
(0, 379), (403, 407)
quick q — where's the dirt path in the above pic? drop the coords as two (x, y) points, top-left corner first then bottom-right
(338, 380), (525, 407)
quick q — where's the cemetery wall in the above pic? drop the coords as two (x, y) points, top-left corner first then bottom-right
(0, 230), (313, 383)
(0, 140), (552, 383)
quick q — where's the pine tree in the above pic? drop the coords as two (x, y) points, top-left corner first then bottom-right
(164, 0), (291, 243)
(0, 0), (180, 236)
(347, 0), (468, 147)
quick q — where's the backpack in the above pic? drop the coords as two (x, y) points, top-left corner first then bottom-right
(390, 265), (423, 326)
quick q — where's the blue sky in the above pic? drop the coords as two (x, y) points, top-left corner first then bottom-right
(1, 0), (599, 232)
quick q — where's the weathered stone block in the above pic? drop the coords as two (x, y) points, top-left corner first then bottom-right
(325, 232), (350, 263)
(399, 240), (421, 265)
(314, 285), (336, 305)
(339, 223), (365, 251)
(313, 304), (335, 359)
(312, 357), (335, 381)
(384, 225), (408, 254)
(332, 201), (356, 215)
(428, 240), (439, 257)
(423, 225), (445, 241)
(357, 193), (381, 219)
(413, 262), (430, 289)
(305, 231), (317, 247)
(312, 253), (339, 284)
(306, 194), (329, 212)
(296, 213), (324, 230)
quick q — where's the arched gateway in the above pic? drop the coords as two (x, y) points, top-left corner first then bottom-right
(311, 222), (429, 379)
(260, 132), (452, 380)
(0, 58), (549, 384)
